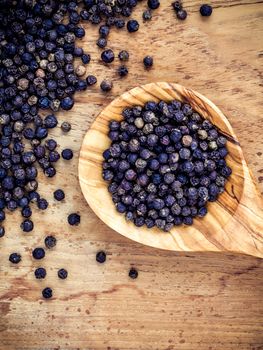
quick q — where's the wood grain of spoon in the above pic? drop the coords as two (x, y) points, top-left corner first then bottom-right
(79, 82), (263, 258)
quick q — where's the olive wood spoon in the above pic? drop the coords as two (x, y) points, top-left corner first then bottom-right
(79, 82), (263, 258)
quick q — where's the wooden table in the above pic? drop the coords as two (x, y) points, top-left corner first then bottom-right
(0, 1), (263, 349)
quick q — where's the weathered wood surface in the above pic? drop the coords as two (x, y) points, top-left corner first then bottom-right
(0, 1), (263, 349)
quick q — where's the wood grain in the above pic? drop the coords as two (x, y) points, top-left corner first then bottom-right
(79, 82), (263, 257)
(0, 2), (263, 350)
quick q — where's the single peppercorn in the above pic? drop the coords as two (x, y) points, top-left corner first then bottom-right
(177, 9), (187, 20)
(172, 1), (182, 12)
(100, 79), (113, 92)
(62, 149), (73, 160)
(200, 4), (213, 16)
(86, 75), (97, 86)
(54, 189), (65, 201)
(0, 227), (5, 238)
(45, 235), (57, 249)
(9, 252), (21, 264)
(58, 268), (68, 279)
(127, 19), (139, 32)
(101, 49), (115, 63)
(32, 247), (45, 260)
(35, 267), (46, 279)
(118, 50), (129, 61)
(96, 251), (106, 263)
(21, 219), (34, 232)
(143, 9), (152, 21)
(129, 267), (138, 279)
(148, 0), (160, 9)
(143, 56), (153, 68)
(61, 121), (71, 133)
(68, 213), (80, 226)
(42, 287), (52, 299)
(117, 65), (129, 77)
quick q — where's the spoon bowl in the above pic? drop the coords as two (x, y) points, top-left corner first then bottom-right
(79, 83), (263, 258)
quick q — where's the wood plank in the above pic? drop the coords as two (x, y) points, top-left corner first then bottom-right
(0, 2), (263, 349)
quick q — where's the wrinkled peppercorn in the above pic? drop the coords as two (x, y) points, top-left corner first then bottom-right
(118, 50), (129, 61)
(143, 56), (153, 68)
(35, 267), (46, 279)
(9, 252), (21, 264)
(43, 237), (56, 252)
(42, 287), (52, 299)
(54, 189), (65, 201)
(68, 213), (80, 226)
(129, 267), (138, 279)
(100, 80), (113, 92)
(200, 4), (213, 16)
(32, 247), (45, 260)
(58, 268), (68, 279)
(96, 251), (106, 263)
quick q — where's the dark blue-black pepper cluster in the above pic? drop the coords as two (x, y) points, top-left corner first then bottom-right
(102, 100), (232, 231)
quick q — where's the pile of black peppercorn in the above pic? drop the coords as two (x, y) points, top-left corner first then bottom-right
(102, 100), (232, 231)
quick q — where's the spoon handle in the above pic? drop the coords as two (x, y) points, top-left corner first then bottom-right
(224, 166), (263, 258)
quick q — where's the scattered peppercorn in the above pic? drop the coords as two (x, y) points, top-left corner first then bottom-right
(143, 9), (152, 21)
(32, 247), (45, 260)
(127, 20), (139, 33)
(20, 219), (34, 232)
(118, 50), (129, 61)
(100, 80), (113, 92)
(42, 287), (52, 299)
(177, 9), (188, 20)
(101, 49), (115, 64)
(35, 267), (46, 279)
(45, 235), (57, 249)
(96, 251), (106, 263)
(68, 213), (80, 226)
(148, 0), (160, 10)
(129, 267), (138, 279)
(9, 253), (21, 264)
(54, 189), (65, 201)
(0, 227), (5, 238)
(61, 121), (71, 133)
(118, 65), (129, 77)
(200, 4), (213, 16)
(58, 268), (68, 279)
(62, 149), (73, 160)
(86, 75), (97, 86)
(172, 1), (183, 12)
(143, 56), (153, 68)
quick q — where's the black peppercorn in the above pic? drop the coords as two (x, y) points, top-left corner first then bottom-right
(100, 79), (113, 92)
(42, 287), (52, 299)
(118, 50), (129, 61)
(143, 56), (153, 68)
(54, 189), (65, 201)
(177, 9), (187, 20)
(96, 251), (106, 263)
(62, 148), (73, 160)
(61, 121), (71, 133)
(117, 65), (129, 77)
(200, 4), (213, 16)
(129, 267), (138, 279)
(35, 267), (46, 279)
(9, 252), (21, 264)
(68, 213), (80, 226)
(44, 236), (57, 249)
(32, 247), (45, 260)
(127, 19), (139, 32)
(101, 49), (115, 63)
(58, 268), (68, 279)
(86, 75), (97, 86)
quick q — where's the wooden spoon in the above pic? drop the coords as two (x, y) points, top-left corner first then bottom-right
(79, 82), (263, 258)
